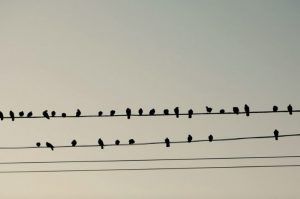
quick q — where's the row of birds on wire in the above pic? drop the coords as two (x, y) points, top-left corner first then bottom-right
(36, 130), (282, 151)
(0, 104), (296, 121)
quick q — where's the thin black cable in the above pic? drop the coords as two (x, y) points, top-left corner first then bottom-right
(0, 133), (299, 150)
(1, 164), (300, 174)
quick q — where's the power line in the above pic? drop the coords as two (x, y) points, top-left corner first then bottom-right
(1, 155), (300, 165)
(0, 132), (299, 150)
(1, 164), (300, 174)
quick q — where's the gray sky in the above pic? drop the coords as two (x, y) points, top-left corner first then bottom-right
(0, 0), (300, 198)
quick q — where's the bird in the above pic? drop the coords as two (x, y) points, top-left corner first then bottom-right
(149, 109), (155, 115)
(98, 111), (103, 116)
(208, 134), (213, 142)
(163, 109), (169, 115)
(51, 111), (56, 117)
(98, 138), (104, 149)
(274, 129), (279, 140)
(46, 142), (54, 151)
(138, 108), (143, 116)
(287, 104), (293, 115)
(76, 109), (81, 117)
(27, 111), (33, 117)
(62, 113), (67, 117)
(233, 107), (239, 115)
(115, 140), (120, 145)
(129, 139), (135, 145)
(273, 106), (278, 112)
(174, 107), (179, 118)
(206, 106), (212, 113)
(244, 104), (250, 116)
(9, 111), (15, 121)
(188, 109), (193, 118)
(187, 134), (193, 143)
(71, 140), (77, 147)
(220, 109), (225, 114)
(36, 142), (41, 147)
(165, 137), (170, 147)
(19, 111), (24, 117)
(126, 108), (131, 119)
(0, 111), (3, 120)
(43, 110), (50, 119)
(110, 110), (116, 116)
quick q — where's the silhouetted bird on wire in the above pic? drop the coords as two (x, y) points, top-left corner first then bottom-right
(46, 142), (54, 151)
(165, 137), (170, 147)
(51, 111), (56, 117)
(138, 108), (143, 116)
(273, 106), (278, 112)
(27, 111), (33, 117)
(288, 104), (293, 115)
(0, 111), (3, 121)
(126, 108), (131, 119)
(36, 142), (41, 147)
(149, 109), (155, 116)
(129, 139), (135, 145)
(206, 106), (212, 113)
(188, 109), (193, 118)
(220, 109), (225, 114)
(163, 109), (169, 115)
(110, 110), (116, 116)
(187, 134), (193, 143)
(98, 111), (103, 116)
(274, 129), (279, 140)
(76, 109), (81, 117)
(115, 140), (120, 145)
(43, 110), (50, 119)
(98, 138), (104, 149)
(62, 113), (67, 117)
(9, 111), (15, 121)
(174, 107), (179, 118)
(244, 104), (250, 116)
(233, 107), (239, 115)
(71, 140), (77, 147)
(19, 111), (24, 117)
(208, 134), (214, 142)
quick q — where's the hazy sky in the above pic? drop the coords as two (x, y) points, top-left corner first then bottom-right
(0, 0), (300, 198)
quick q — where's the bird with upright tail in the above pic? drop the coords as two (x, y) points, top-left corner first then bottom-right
(174, 107), (179, 118)
(206, 106), (212, 113)
(244, 104), (250, 116)
(126, 108), (131, 119)
(9, 111), (15, 121)
(46, 142), (54, 151)
(287, 104), (293, 115)
(98, 138), (104, 149)
(43, 110), (50, 119)
(165, 138), (170, 147)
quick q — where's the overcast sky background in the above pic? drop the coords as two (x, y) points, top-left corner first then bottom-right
(0, 0), (300, 198)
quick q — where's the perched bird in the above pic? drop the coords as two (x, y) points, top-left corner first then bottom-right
(129, 139), (135, 145)
(98, 111), (103, 116)
(149, 109), (155, 116)
(62, 113), (67, 117)
(187, 134), (193, 143)
(244, 104), (250, 116)
(19, 111), (24, 117)
(71, 139), (77, 147)
(51, 111), (56, 117)
(36, 142), (41, 147)
(110, 110), (116, 116)
(165, 137), (170, 147)
(174, 107), (179, 118)
(273, 106), (278, 112)
(138, 108), (143, 116)
(208, 134), (214, 142)
(233, 107), (239, 115)
(76, 109), (81, 117)
(43, 110), (50, 119)
(46, 142), (54, 151)
(98, 138), (104, 149)
(126, 108), (131, 119)
(287, 104), (293, 115)
(115, 140), (120, 145)
(163, 109), (169, 115)
(206, 106), (212, 113)
(27, 111), (33, 117)
(188, 109), (193, 118)
(220, 109), (225, 114)
(9, 111), (15, 121)
(274, 129), (279, 140)
(0, 111), (3, 120)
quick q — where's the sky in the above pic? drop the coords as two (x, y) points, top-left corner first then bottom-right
(0, 0), (300, 198)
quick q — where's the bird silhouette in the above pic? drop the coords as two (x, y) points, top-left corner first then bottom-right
(110, 110), (116, 116)
(36, 142), (41, 147)
(27, 111), (33, 117)
(9, 111), (15, 121)
(129, 139), (135, 145)
(43, 110), (50, 119)
(188, 109), (193, 118)
(98, 111), (103, 116)
(115, 140), (120, 145)
(233, 107), (239, 115)
(174, 107), (179, 118)
(187, 134), (193, 143)
(138, 108), (143, 116)
(273, 106), (278, 112)
(62, 113), (67, 117)
(206, 106), (212, 113)
(51, 111), (56, 117)
(0, 111), (3, 121)
(76, 109), (81, 117)
(165, 137), (170, 147)
(208, 134), (213, 142)
(98, 138), (104, 149)
(220, 109), (225, 114)
(149, 109), (155, 115)
(163, 109), (169, 115)
(287, 104), (293, 115)
(46, 142), (54, 151)
(19, 111), (24, 117)
(126, 108), (131, 119)
(274, 129), (279, 140)
(71, 140), (77, 147)
(244, 104), (250, 116)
